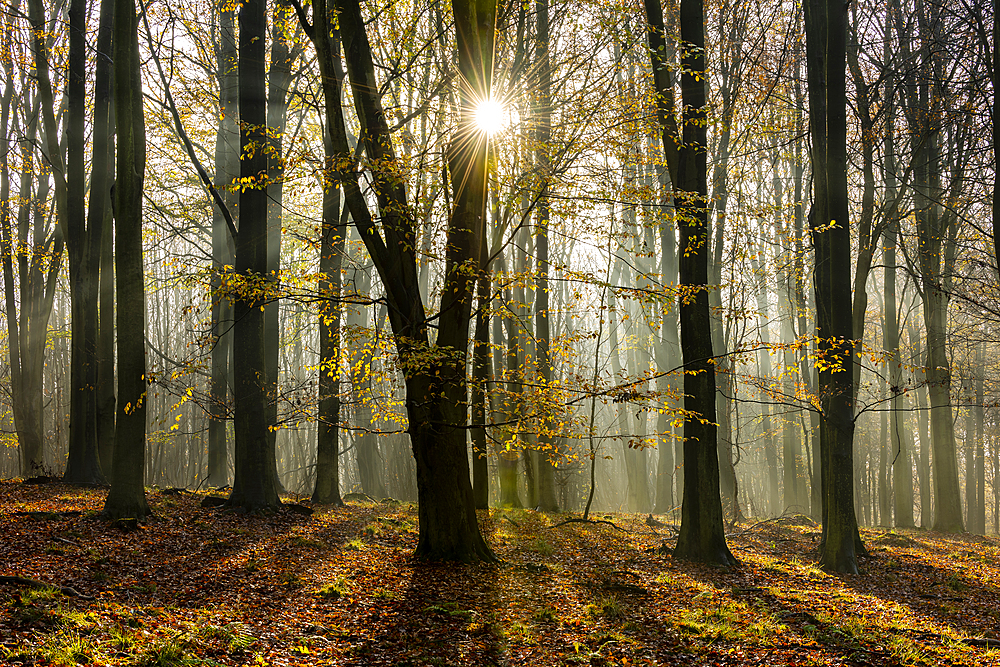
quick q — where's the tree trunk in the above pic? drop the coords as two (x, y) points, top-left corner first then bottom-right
(471, 237), (490, 509)
(805, 0), (861, 573)
(973, 345), (986, 534)
(264, 0), (298, 482)
(208, 0), (238, 488)
(647, 0), (734, 565)
(92, 0), (116, 480)
(227, 0), (282, 512)
(63, 0), (106, 486)
(333, 0), (497, 559)
(533, 0), (558, 512)
(102, 0), (150, 520)
(304, 0), (346, 506)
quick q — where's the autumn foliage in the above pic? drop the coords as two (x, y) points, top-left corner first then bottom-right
(2, 482), (1000, 665)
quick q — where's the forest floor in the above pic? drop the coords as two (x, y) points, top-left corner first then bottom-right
(1, 481), (1000, 666)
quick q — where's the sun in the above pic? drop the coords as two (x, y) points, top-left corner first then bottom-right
(474, 98), (505, 136)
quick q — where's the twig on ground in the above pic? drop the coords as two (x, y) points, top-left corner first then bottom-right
(550, 517), (627, 532)
(0, 575), (93, 599)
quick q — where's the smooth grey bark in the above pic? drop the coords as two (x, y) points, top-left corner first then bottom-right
(909, 0), (962, 533)
(102, 0), (150, 520)
(92, 0), (116, 480)
(63, 0), (106, 486)
(881, 24), (914, 526)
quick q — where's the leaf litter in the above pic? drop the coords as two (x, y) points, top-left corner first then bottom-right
(1, 481), (999, 666)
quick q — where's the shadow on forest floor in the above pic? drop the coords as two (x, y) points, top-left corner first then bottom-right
(1, 481), (999, 666)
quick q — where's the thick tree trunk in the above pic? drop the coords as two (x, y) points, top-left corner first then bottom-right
(64, 0), (107, 486)
(331, 0), (497, 559)
(805, 0), (861, 573)
(102, 0), (150, 520)
(92, 0), (116, 479)
(228, 0), (282, 512)
(651, 0), (735, 565)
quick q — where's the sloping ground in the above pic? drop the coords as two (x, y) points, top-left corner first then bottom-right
(0, 480), (998, 666)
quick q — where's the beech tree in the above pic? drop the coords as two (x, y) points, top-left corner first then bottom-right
(645, 0), (735, 565)
(804, 0), (863, 572)
(226, 0), (282, 511)
(102, 0), (150, 520)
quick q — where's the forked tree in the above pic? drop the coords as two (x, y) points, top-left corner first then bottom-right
(644, 0), (736, 566)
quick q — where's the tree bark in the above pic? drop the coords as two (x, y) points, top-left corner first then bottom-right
(264, 0), (299, 485)
(102, 0), (150, 520)
(648, 0), (735, 565)
(301, 0), (347, 506)
(208, 0), (238, 488)
(805, 0), (862, 573)
(533, 0), (558, 512)
(63, 0), (107, 486)
(331, 0), (497, 560)
(227, 0), (282, 512)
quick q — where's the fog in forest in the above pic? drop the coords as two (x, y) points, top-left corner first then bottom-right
(1, 0), (996, 543)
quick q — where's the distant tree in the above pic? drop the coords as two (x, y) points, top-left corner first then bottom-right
(1, 4), (64, 479)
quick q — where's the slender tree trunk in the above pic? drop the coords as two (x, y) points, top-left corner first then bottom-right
(973, 345), (986, 533)
(264, 0), (298, 483)
(909, 319), (932, 527)
(533, 0), (558, 511)
(471, 235), (491, 509)
(305, 0), (346, 505)
(92, 0), (116, 479)
(208, 0), (238, 488)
